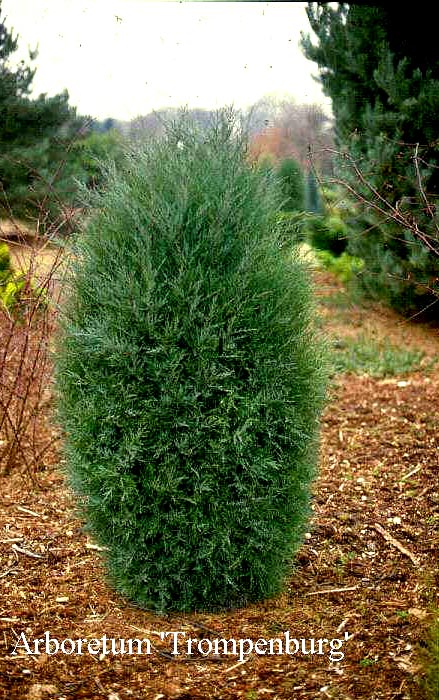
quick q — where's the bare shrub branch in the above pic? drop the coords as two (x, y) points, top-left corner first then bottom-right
(0, 216), (66, 481)
(308, 145), (439, 305)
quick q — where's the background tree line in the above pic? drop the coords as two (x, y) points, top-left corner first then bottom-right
(0, 1), (334, 238)
(6, 0), (439, 320)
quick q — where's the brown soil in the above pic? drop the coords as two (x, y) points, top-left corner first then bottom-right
(1, 271), (438, 700)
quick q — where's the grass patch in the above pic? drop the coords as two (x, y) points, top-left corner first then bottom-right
(332, 334), (431, 377)
(425, 615), (439, 700)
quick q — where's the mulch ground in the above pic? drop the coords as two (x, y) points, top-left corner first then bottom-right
(1, 271), (438, 700)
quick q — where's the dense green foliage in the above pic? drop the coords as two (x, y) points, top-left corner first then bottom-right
(307, 214), (347, 257)
(315, 250), (364, 284)
(55, 112), (326, 612)
(302, 3), (439, 316)
(67, 129), (125, 190)
(39, 127), (126, 224)
(276, 157), (305, 212)
(306, 188), (356, 257)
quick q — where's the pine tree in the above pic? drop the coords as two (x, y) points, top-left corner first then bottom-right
(302, 3), (439, 315)
(0, 3), (80, 223)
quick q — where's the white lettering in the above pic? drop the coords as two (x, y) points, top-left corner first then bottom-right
(198, 639), (213, 656)
(126, 638), (151, 655)
(213, 638), (237, 655)
(163, 631), (185, 655)
(254, 638), (267, 654)
(87, 638), (101, 655)
(60, 639), (75, 655)
(11, 633), (33, 655)
(284, 631), (299, 655)
(43, 632), (59, 655)
(267, 637), (283, 654)
(238, 638), (253, 661)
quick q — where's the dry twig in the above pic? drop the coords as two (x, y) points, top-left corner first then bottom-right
(15, 505), (41, 517)
(11, 543), (44, 559)
(372, 522), (420, 566)
(305, 585), (359, 597)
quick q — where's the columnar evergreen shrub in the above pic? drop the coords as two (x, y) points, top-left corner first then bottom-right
(276, 157), (305, 212)
(55, 111), (326, 612)
(305, 170), (324, 215)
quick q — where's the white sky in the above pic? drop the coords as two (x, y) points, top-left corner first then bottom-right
(1, 0), (331, 121)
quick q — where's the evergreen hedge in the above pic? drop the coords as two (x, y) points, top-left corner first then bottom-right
(276, 157), (305, 213)
(55, 111), (326, 612)
(305, 170), (324, 215)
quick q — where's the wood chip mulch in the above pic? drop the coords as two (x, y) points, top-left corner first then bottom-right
(1, 272), (438, 700)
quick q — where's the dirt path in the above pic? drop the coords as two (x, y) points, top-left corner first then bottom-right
(0, 271), (438, 699)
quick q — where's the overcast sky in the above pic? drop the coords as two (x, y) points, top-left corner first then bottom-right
(1, 0), (331, 121)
